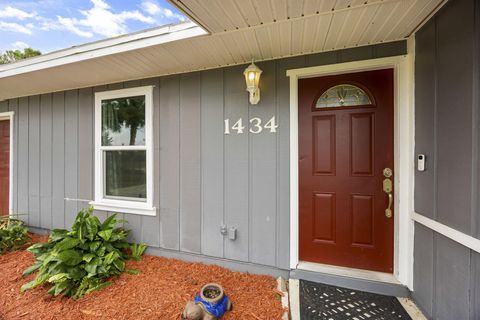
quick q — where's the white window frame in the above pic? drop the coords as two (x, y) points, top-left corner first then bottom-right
(91, 86), (155, 216)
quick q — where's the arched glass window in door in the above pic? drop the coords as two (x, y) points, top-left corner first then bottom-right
(316, 84), (372, 108)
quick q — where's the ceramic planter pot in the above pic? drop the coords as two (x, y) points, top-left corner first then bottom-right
(200, 283), (225, 304)
(182, 283), (232, 320)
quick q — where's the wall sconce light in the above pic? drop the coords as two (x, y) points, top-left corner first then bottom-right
(244, 61), (262, 105)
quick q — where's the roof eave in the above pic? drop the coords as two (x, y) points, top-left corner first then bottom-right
(0, 21), (208, 78)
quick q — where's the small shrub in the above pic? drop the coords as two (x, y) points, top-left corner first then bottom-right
(0, 217), (29, 254)
(21, 206), (146, 298)
(131, 243), (147, 261)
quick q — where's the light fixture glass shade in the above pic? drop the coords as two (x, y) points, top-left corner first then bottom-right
(243, 62), (262, 104)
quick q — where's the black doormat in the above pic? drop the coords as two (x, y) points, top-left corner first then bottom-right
(300, 280), (412, 320)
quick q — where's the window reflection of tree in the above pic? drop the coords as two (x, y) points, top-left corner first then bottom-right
(102, 96), (145, 146)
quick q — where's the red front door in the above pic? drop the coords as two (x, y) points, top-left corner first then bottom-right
(0, 120), (10, 216)
(299, 69), (394, 273)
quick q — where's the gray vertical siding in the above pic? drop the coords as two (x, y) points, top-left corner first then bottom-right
(224, 64), (249, 262)
(200, 69), (225, 258)
(64, 90), (78, 228)
(159, 75), (181, 250)
(179, 73), (202, 253)
(413, 0), (480, 319)
(51, 92), (65, 229)
(7, 41), (406, 271)
(40, 93), (52, 230)
(77, 88), (94, 213)
(249, 60), (277, 266)
(28, 95), (40, 228)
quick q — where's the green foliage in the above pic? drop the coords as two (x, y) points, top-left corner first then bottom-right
(0, 48), (41, 64)
(21, 206), (146, 298)
(130, 243), (147, 261)
(0, 217), (29, 254)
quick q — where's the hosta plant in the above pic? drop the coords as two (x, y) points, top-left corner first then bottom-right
(21, 206), (146, 298)
(0, 216), (29, 254)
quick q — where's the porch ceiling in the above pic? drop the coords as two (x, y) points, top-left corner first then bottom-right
(0, 0), (444, 101)
(171, 0), (442, 36)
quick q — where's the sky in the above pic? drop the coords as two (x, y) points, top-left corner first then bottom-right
(0, 0), (187, 54)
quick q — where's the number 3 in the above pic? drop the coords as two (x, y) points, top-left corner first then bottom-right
(249, 117), (262, 134)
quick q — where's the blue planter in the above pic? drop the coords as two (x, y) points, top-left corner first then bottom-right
(193, 283), (231, 319)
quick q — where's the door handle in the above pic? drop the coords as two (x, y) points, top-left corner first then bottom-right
(385, 193), (392, 218)
(383, 170), (393, 218)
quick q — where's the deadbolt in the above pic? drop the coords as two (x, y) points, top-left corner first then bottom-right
(383, 167), (393, 178)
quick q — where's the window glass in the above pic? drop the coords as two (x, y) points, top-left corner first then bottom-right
(316, 84), (372, 108)
(104, 150), (146, 200)
(101, 95), (146, 146)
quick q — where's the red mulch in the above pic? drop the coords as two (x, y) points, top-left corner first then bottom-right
(0, 234), (286, 320)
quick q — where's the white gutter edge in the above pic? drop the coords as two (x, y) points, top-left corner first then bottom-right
(0, 21), (207, 78)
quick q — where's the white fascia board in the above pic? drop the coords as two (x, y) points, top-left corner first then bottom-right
(0, 21), (207, 78)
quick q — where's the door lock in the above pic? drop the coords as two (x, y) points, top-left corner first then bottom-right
(383, 167), (393, 178)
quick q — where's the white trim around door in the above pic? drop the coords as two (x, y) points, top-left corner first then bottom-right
(286, 37), (416, 290)
(0, 111), (14, 216)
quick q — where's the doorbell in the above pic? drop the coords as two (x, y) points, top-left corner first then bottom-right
(417, 154), (426, 171)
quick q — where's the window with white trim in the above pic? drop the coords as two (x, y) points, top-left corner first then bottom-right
(92, 86), (155, 216)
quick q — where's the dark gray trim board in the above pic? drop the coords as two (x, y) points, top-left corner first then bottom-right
(146, 246), (290, 279)
(290, 269), (410, 298)
(28, 226), (51, 235)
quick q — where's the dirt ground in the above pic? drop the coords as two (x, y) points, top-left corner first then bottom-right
(0, 235), (286, 320)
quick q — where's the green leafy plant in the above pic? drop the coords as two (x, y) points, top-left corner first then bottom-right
(21, 206), (146, 298)
(130, 243), (147, 261)
(0, 216), (29, 254)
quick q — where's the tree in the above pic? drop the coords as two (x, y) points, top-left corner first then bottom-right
(0, 48), (41, 64)
(102, 97), (145, 146)
(121, 98), (145, 146)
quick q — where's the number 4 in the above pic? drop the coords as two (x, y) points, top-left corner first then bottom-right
(232, 118), (245, 134)
(264, 116), (278, 133)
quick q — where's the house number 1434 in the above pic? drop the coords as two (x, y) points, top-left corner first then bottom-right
(224, 117), (278, 134)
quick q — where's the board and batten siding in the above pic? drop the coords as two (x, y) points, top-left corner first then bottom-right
(3, 41), (406, 272)
(414, 0), (480, 318)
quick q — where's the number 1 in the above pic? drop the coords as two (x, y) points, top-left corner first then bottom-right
(224, 119), (230, 134)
